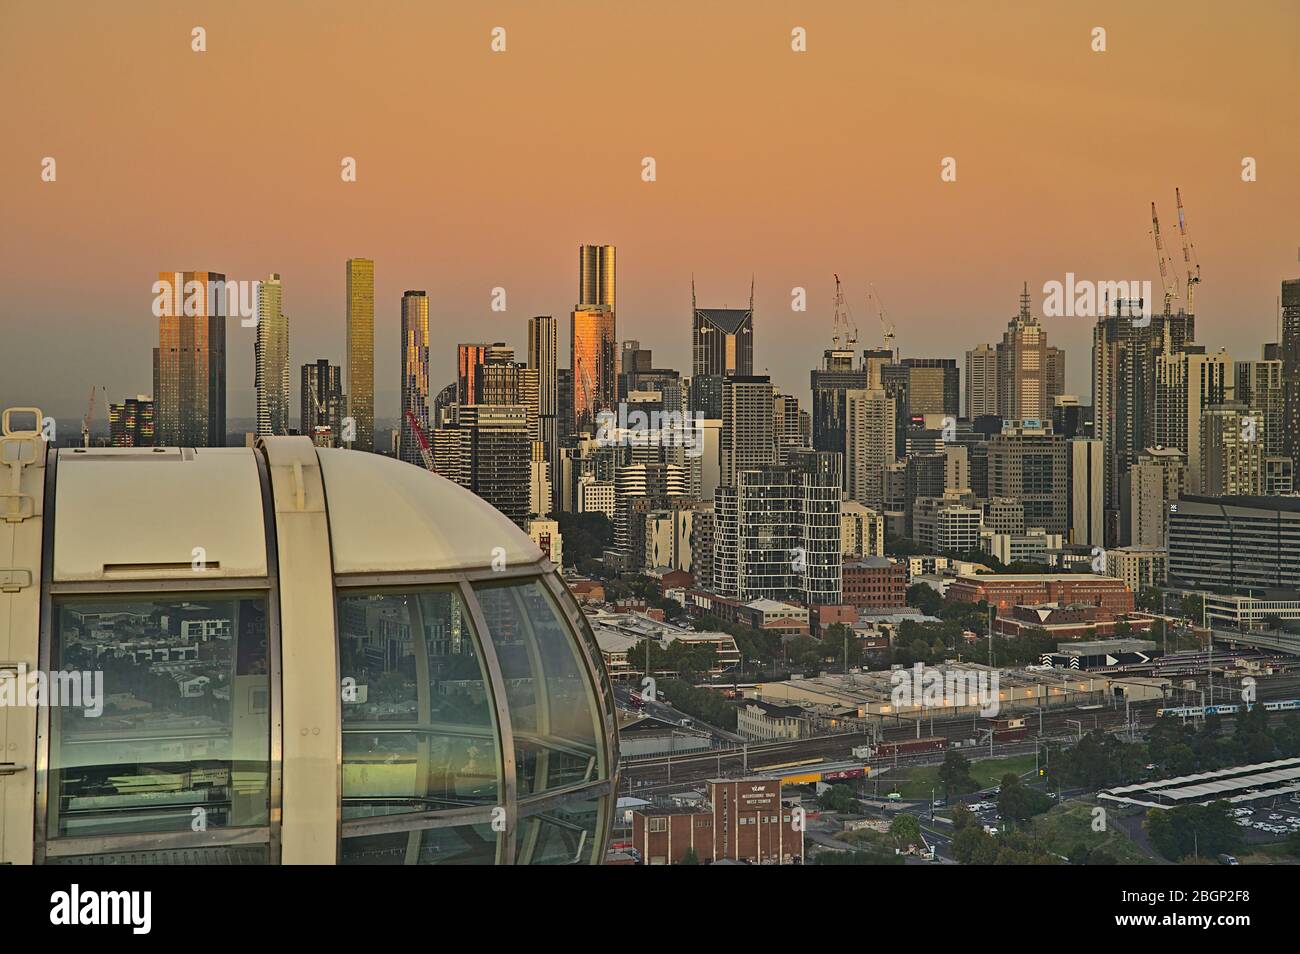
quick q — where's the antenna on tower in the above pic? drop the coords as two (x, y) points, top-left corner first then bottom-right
(1019, 281), (1033, 322)
(691, 274), (696, 312)
(749, 275), (755, 311)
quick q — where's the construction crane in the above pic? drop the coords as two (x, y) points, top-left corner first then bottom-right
(867, 282), (896, 361)
(1175, 187), (1201, 314)
(1150, 201), (1181, 317)
(403, 408), (435, 472)
(307, 376), (332, 445)
(830, 274), (858, 351)
(81, 385), (102, 448)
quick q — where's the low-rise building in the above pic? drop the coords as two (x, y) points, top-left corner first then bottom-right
(842, 557), (908, 610)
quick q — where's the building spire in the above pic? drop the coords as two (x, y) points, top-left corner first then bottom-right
(1019, 281), (1033, 323)
(691, 274), (696, 312)
(749, 274), (755, 312)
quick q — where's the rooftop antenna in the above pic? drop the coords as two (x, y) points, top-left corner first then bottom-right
(748, 274), (755, 312)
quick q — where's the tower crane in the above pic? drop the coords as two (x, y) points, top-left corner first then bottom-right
(867, 282), (895, 361)
(1150, 201), (1181, 317)
(403, 408), (436, 472)
(81, 385), (102, 448)
(1175, 187), (1201, 315)
(830, 274), (858, 351)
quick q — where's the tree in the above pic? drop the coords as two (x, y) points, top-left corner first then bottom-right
(938, 750), (978, 798)
(679, 847), (700, 865)
(1147, 802), (1241, 861)
(890, 812), (922, 848)
(907, 583), (943, 616)
(818, 784), (861, 814)
(996, 774), (1053, 825)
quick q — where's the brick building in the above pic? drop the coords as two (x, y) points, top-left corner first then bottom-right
(842, 557), (908, 610)
(946, 573), (1133, 616)
(631, 779), (805, 865)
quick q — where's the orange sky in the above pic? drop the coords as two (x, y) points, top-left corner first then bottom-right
(2, 0), (1298, 419)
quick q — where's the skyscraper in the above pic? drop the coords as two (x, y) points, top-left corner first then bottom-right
(152, 270), (226, 447)
(988, 420), (1068, 536)
(1121, 446), (1186, 548)
(254, 273), (290, 437)
(692, 282), (754, 379)
(1202, 403), (1264, 496)
(301, 360), (343, 447)
(1281, 278), (1300, 467)
(845, 388), (895, 509)
(1153, 345), (1231, 494)
(1235, 353), (1286, 460)
(578, 244), (616, 314)
(1069, 438), (1104, 547)
(345, 258), (375, 451)
(996, 283), (1051, 423)
(108, 396), (155, 447)
(528, 315), (558, 449)
(900, 358), (959, 418)
(721, 375), (775, 487)
(570, 306), (616, 434)
(457, 343), (491, 406)
(399, 291), (431, 467)
(965, 343), (999, 420)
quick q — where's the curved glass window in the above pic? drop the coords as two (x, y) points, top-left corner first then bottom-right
(336, 587), (501, 821)
(516, 793), (606, 865)
(46, 594), (271, 842)
(473, 579), (603, 795)
(340, 823), (499, 866)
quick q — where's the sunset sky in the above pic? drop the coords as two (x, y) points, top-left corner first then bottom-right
(2, 0), (1298, 420)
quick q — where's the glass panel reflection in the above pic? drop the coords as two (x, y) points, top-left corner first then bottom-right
(341, 824), (499, 865)
(516, 794), (603, 865)
(48, 595), (270, 841)
(337, 588), (500, 818)
(473, 579), (603, 795)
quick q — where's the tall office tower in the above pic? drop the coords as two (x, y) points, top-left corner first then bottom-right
(345, 258), (375, 451)
(1121, 446), (1187, 548)
(713, 450), (843, 605)
(108, 396), (155, 447)
(692, 281), (754, 379)
(1046, 347), (1066, 406)
(253, 274), (290, 437)
(1069, 438), (1105, 547)
(845, 388), (895, 509)
(528, 315), (558, 452)
(988, 420), (1069, 535)
(900, 358), (959, 418)
(398, 291), (431, 467)
(811, 348), (863, 488)
(965, 344), (999, 420)
(529, 441), (552, 517)
(457, 404), (531, 527)
(571, 306), (616, 434)
(1202, 404), (1264, 496)
(996, 283), (1052, 422)
(773, 391), (805, 464)
(1236, 354), (1286, 459)
(613, 462), (688, 560)
(1092, 300), (1196, 537)
(301, 360), (344, 447)
(153, 270), (227, 447)
(556, 368), (575, 446)
(578, 244), (616, 314)
(720, 375), (775, 487)
(1153, 345), (1231, 494)
(456, 343), (491, 405)
(1279, 278), (1300, 467)
(1052, 395), (1093, 439)
(618, 340), (653, 400)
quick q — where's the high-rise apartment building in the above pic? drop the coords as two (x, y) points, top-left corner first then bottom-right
(773, 391), (805, 464)
(987, 421), (1068, 535)
(1092, 301), (1195, 537)
(1235, 354), (1286, 459)
(457, 343), (491, 406)
(1153, 346), (1231, 493)
(345, 258), (375, 451)
(1069, 438), (1104, 547)
(528, 315), (559, 462)
(965, 343), (999, 420)
(713, 451), (843, 606)
(398, 291), (431, 467)
(301, 360), (343, 447)
(844, 388), (895, 509)
(153, 270), (226, 447)
(721, 375), (775, 486)
(108, 396), (155, 447)
(1282, 279), (1300, 467)
(1121, 446), (1187, 548)
(253, 273), (290, 437)
(457, 404), (531, 527)
(1201, 403), (1264, 496)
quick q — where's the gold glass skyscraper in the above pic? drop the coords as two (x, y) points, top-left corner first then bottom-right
(399, 290), (431, 467)
(578, 245), (616, 315)
(570, 306), (616, 434)
(152, 270), (226, 447)
(345, 258), (375, 451)
(254, 273), (290, 437)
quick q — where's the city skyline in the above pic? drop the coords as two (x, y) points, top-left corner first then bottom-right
(4, 2), (1299, 417)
